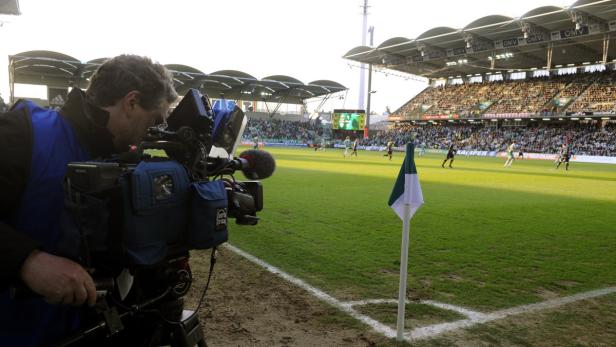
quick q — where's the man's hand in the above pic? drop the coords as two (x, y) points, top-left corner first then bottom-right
(20, 250), (97, 306)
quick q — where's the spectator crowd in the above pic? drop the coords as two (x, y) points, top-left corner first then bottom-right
(242, 118), (325, 144)
(241, 116), (615, 157)
(394, 70), (616, 118)
(366, 122), (616, 156)
(241, 68), (616, 157)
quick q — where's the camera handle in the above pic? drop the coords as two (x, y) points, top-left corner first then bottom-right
(50, 249), (217, 347)
(50, 286), (167, 347)
(52, 307), (207, 347)
(50, 286), (207, 347)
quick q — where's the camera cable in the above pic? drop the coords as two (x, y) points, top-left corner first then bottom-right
(136, 247), (217, 326)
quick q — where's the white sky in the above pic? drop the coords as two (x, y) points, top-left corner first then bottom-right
(0, 0), (572, 114)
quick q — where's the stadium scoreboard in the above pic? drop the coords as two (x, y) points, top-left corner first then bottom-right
(332, 109), (366, 131)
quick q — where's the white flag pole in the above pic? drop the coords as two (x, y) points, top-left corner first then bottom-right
(396, 202), (412, 341)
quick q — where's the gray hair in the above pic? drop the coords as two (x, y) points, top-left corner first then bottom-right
(86, 55), (177, 110)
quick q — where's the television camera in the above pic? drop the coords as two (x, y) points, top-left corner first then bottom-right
(50, 89), (275, 346)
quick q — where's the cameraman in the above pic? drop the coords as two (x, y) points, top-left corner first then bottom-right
(0, 55), (178, 346)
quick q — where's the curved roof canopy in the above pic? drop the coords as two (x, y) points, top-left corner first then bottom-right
(520, 6), (572, 31)
(521, 6), (564, 19)
(463, 15), (519, 42)
(165, 64), (208, 94)
(302, 80), (347, 97)
(308, 80), (346, 91)
(0, 0), (20, 15)
(416, 27), (460, 49)
(262, 75), (304, 86)
(210, 70), (257, 81)
(464, 15), (514, 31)
(344, 0), (616, 79)
(10, 50), (82, 87)
(9, 52), (346, 104)
(417, 27), (458, 40)
(78, 58), (109, 88)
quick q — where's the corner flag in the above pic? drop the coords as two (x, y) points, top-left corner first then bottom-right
(388, 143), (424, 341)
(388, 143), (424, 220)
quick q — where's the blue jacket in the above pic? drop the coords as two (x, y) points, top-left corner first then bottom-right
(0, 90), (115, 346)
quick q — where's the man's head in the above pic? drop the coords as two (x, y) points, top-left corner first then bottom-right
(86, 55), (178, 151)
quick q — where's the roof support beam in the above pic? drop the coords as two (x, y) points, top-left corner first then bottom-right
(547, 42), (553, 71)
(9, 58), (14, 104)
(603, 33), (610, 64)
(263, 92), (290, 118)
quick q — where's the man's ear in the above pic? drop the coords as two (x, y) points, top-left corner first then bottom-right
(122, 90), (141, 115)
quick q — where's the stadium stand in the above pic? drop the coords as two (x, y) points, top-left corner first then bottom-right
(550, 73), (597, 112)
(389, 71), (616, 119)
(341, 1), (616, 162)
(243, 118), (325, 144)
(7, 2), (616, 162)
(569, 70), (616, 113)
(364, 122), (616, 156)
(486, 76), (569, 114)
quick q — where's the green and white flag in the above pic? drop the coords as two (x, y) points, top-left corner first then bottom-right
(388, 143), (424, 220)
(388, 143), (424, 341)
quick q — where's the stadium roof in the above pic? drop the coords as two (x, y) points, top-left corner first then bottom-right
(0, 0), (20, 15)
(344, 0), (616, 79)
(8, 51), (346, 104)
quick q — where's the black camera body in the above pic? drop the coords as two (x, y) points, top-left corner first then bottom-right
(53, 89), (273, 346)
(61, 89), (264, 267)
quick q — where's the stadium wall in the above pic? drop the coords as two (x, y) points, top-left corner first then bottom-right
(568, 155), (616, 164)
(328, 144), (616, 165)
(238, 141), (616, 164)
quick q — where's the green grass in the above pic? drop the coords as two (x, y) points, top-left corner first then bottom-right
(228, 147), (616, 311)
(356, 302), (465, 328)
(411, 293), (616, 347)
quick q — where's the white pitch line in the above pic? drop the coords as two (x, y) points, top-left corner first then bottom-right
(407, 318), (479, 340)
(420, 300), (486, 320)
(489, 286), (616, 319)
(409, 286), (616, 340)
(223, 244), (398, 339)
(343, 299), (403, 307)
(224, 244), (616, 342)
(344, 299), (485, 320)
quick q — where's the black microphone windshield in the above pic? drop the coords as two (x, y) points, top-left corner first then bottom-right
(238, 149), (276, 179)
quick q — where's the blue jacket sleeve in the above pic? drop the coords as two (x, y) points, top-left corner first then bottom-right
(0, 108), (39, 288)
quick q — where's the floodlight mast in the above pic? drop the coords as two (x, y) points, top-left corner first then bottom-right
(358, 0), (369, 110)
(366, 26), (374, 135)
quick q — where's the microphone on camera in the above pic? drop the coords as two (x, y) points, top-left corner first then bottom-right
(228, 149), (276, 179)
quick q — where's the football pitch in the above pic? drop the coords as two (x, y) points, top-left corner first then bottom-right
(227, 146), (616, 336)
